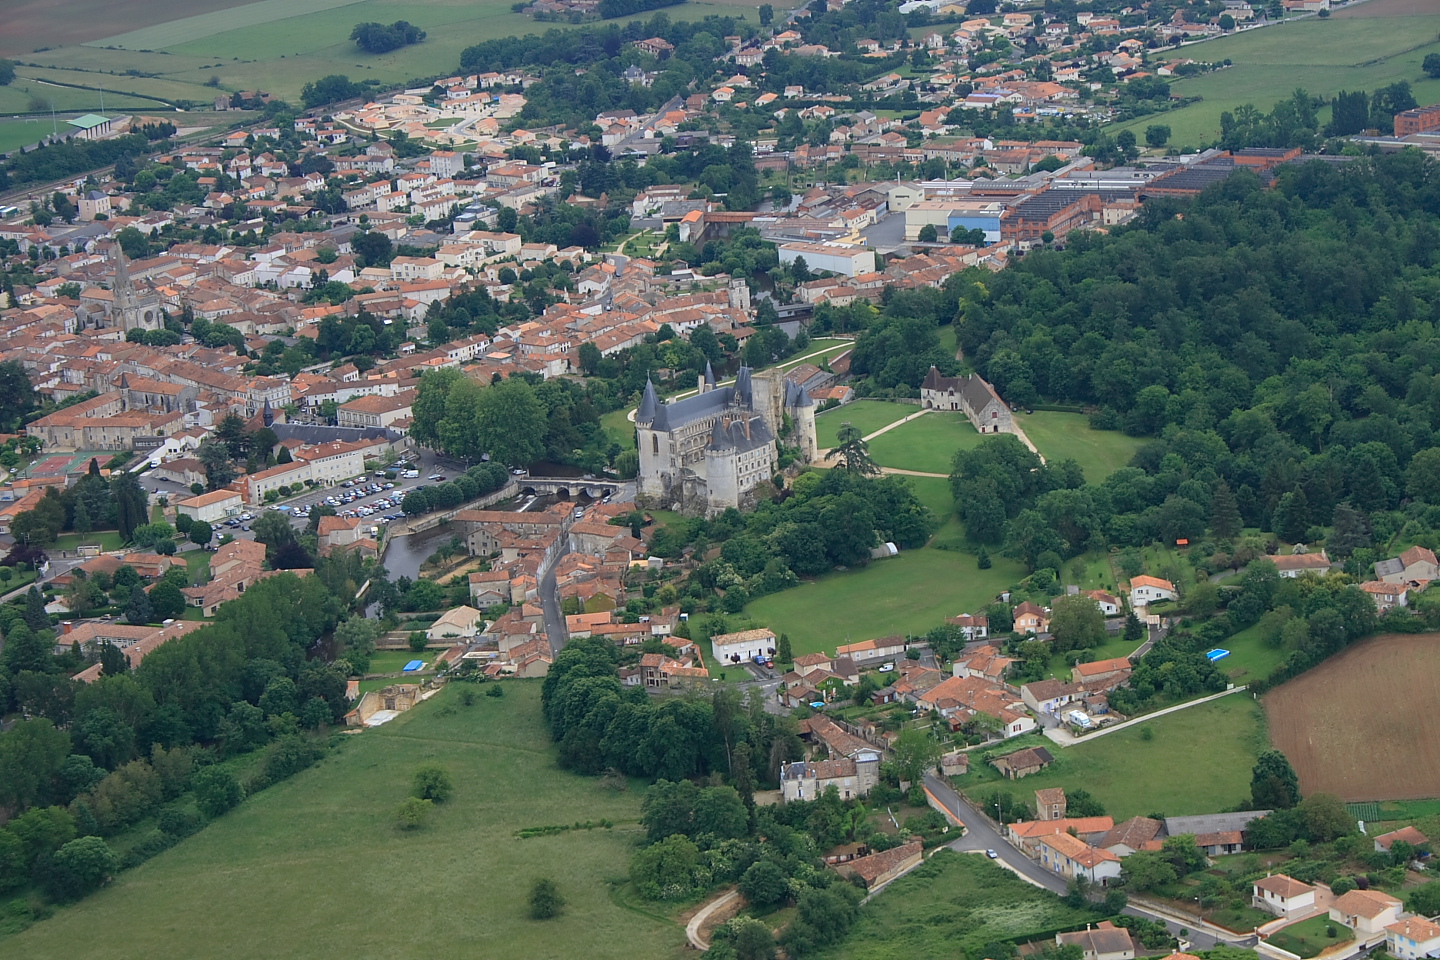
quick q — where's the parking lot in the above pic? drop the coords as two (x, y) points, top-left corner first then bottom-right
(140, 448), (488, 544)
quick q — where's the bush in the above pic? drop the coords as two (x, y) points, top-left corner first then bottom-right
(459, 687), (477, 706)
(529, 877), (564, 919)
(412, 766), (453, 803)
(192, 767), (244, 818)
(408, 631), (428, 652)
(486, 684), (505, 698)
(157, 807), (203, 838)
(396, 796), (433, 829)
(120, 828), (177, 869)
(42, 836), (119, 901)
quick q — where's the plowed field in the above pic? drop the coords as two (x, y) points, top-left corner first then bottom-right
(1265, 633), (1440, 801)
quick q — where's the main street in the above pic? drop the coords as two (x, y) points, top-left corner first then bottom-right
(923, 773), (1250, 951)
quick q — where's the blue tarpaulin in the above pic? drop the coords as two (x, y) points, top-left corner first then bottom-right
(1206, 649), (1230, 662)
(403, 660), (424, 672)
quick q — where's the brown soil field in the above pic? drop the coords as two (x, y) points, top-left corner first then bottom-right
(0, 0), (250, 56)
(1333, 0), (1438, 18)
(1265, 633), (1440, 801)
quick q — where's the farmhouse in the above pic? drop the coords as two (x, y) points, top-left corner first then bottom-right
(1374, 826), (1428, 853)
(835, 635), (907, 663)
(1072, 657), (1133, 686)
(990, 745), (1054, 779)
(780, 757), (869, 802)
(840, 840), (923, 888)
(1253, 875), (1316, 917)
(920, 366), (1012, 434)
(1375, 546), (1439, 585)
(1035, 787), (1066, 821)
(1007, 817), (1115, 855)
(1099, 816), (1164, 856)
(427, 605), (483, 641)
(1023, 678), (1080, 717)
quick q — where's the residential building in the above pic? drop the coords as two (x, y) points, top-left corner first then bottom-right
(1375, 546), (1439, 585)
(1253, 875), (1317, 917)
(1375, 826), (1428, 853)
(1272, 551), (1331, 578)
(1038, 832), (1122, 885)
(780, 757), (870, 802)
(177, 488), (242, 523)
(1035, 787), (1066, 821)
(1057, 922), (1136, 960)
(1100, 816), (1163, 856)
(711, 627), (777, 665)
(841, 841), (923, 888)
(990, 746), (1054, 779)
(427, 605), (484, 641)
(1330, 889), (1404, 939)
(1386, 917), (1440, 960)
(1013, 601), (1050, 634)
(1129, 575), (1176, 608)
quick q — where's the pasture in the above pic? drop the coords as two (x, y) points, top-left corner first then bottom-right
(1115, 10), (1440, 148)
(744, 545), (1025, 656)
(956, 692), (1268, 821)
(1265, 633), (1440, 801)
(3, 682), (682, 960)
(818, 850), (1102, 960)
(1014, 412), (1145, 483)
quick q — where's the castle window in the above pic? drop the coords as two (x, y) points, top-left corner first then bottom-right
(652, 435), (659, 454)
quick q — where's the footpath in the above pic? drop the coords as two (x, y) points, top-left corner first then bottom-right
(1043, 686), (1248, 746)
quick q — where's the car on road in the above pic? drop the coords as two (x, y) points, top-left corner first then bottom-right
(986, 850), (998, 859)
(878, 662), (894, 673)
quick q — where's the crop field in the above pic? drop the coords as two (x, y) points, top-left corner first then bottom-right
(1013, 412), (1145, 483)
(4, 682), (682, 960)
(14, 0), (769, 105)
(1114, 9), (1440, 148)
(1265, 633), (1440, 801)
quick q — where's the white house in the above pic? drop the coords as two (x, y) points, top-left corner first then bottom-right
(778, 241), (877, 278)
(1272, 551), (1331, 578)
(1330, 889), (1404, 940)
(1253, 875), (1317, 917)
(1128, 575), (1176, 609)
(427, 605), (483, 641)
(1386, 917), (1440, 960)
(176, 489), (242, 524)
(711, 628), (777, 666)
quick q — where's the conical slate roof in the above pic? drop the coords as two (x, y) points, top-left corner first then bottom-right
(709, 418), (733, 450)
(637, 378), (659, 424)
(704, 360), (716, 386)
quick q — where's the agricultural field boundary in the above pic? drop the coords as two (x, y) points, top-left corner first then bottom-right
(88, 0), (371, 50)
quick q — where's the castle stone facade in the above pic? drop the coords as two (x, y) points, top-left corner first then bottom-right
(921, 366), (1011, 434)
(636, 363), (817, 515)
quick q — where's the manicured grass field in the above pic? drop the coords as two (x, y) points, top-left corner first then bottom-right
(601, 407), (636, 451)
(1112, 14), (1440, 147)
(52, 530), (126, 554)
(896, 474), (954, 525)
(745, 545), (1026, 655)
(1013, 412), (1145, 483)
(0, 118), (48, 155)
(182, 550), (210, 583)
(954, 693), (1268, 821)
(867, 412), (986, 475)
(5, 683), (681, 960)
(1267, 913), (1352, 958)
(819, 850), (1103, 960)
(815, 400), (914, 449)
(367, 649), (433, 673)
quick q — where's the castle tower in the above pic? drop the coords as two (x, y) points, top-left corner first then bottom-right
(794, 386), (817, 462)
(635, 378), (669, 501)
(728, 276), (751, 312)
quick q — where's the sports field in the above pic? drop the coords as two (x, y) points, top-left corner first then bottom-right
(1115, 4), (1440, 148)
(4, 683), (682, 960)
(745, 545), (1025, 655)
(956, 692), (1268, 820)
(1265, 633), (1440, 801)
(10, 0), (769, 106)
(1013, 412), (1145, 483)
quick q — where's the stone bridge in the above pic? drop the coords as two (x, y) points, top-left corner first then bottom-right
(516, 476), (620, 500)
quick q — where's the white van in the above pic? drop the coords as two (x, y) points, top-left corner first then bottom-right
(403, 469), (420, 479)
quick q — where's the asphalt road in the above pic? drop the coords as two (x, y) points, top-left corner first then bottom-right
(923, 773), (1235, 951)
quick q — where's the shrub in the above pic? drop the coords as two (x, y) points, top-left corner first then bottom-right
(192, 767), (244, 818)
(157, 807), (203, 838)
(412, 766), (453, 803)
(42, 836), (119, 901)
(529, 877), (564, 919)
(396, 796), (433, 829)
(486, 684), (505, 698)
(408, 631), (427, 652)
(459, 688), (477, 706)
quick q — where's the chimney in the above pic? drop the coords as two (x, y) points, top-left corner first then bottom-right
(61, 621), (73, 635)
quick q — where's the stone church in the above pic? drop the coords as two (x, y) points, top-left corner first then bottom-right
(76, 244), (164, 334)
(636, 363), (818, 515)
(920, 366), (1012, 434)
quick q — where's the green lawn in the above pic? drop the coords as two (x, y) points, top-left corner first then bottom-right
(896, 474), (954, 526)
(1013, 412), (1145, 484)
(816, 400), (915, 449)
(1209, 623), (1288, 687)
(5, 682), (683, 960)
(745, 545), (1025, 656)
(601, 407), (636, 451)
(953, 693), (1268, 821)
(182, 550), (210, 584)
(52, 530), (126, 554)
(816, 850), (1103, 960)
(1112, 14), (1440, 148)
(867, 412), (987, 475)
(367, 649), (433, 674)
(1267, 913), (1353, 958)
